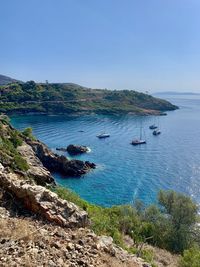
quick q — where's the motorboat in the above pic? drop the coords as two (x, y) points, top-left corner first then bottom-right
(153, 129), (161, 135)
(149, 124), (158, 130)
(97, 133), (110, 139)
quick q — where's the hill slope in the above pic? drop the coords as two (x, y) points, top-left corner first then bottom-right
(0, 74), (19, 86)
(0, 81), (178, 115)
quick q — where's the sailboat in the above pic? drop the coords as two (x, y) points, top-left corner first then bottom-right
(131, 125), (146, 145)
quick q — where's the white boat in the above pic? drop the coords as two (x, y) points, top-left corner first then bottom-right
(131, 139), (146, 145)
(131, 125), (146, 145)
(96, 132), (110, 139)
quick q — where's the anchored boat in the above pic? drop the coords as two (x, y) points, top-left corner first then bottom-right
(131, 125), (146, 146)
(149, 124), (158, 130)
(131, 139), (146, 145)
(153, 129), (161, 135)
(97, 132), (110, 139)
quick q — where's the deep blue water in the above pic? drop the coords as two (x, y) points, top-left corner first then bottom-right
(11, 95), (200, 207)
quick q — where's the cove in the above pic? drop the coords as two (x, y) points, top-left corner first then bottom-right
(11, 95), (200, 207)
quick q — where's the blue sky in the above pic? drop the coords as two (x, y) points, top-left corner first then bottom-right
(1, 0), (200, 92)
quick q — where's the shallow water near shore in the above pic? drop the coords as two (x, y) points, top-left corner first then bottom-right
(11, 95), (200, 207)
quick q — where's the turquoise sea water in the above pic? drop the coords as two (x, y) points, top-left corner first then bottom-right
(11, 95), (200, 207)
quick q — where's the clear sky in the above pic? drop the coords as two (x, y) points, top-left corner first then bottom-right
(1, 0), (200, 92)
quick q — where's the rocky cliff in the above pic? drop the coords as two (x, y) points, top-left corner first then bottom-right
(17, 142), (55, 186)
(27, 139), (95, 177)
(0, 170), (89, 228)
(0, 116), (95, 186)
(0, 171), (150, 267)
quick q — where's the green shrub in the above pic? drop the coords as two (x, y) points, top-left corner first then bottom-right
(52, 187), (199, 256)
(22, 127), (35, 140)
(53, 186), (88, 210)
(140, 248), (155, 265)
(0, 115), (10, 124)
(180, 246), (200, 267)
(10, 130), (23, 148)
(158, 190), (198, 253)
(52, 186), (125, 245)
(12, 154), (29, 171)
(22, 127), (32, 137)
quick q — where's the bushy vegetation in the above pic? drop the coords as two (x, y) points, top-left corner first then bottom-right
(12, 154), (29, 172)
(179, 246), (200, 267)
(0, 74), (18, 86)
(53, 187), (200, 256)
(22, 127), (36, 141)
(0, 118), (29, 171)
(0, 81), (178, 115)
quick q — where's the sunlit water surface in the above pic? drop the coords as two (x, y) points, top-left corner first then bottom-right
(11, 95), (200, 207)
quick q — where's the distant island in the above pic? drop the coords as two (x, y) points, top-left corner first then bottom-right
(154, 91), (200, 96)
(0, 75), (178, 115)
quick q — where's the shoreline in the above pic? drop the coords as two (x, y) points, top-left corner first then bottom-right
(8, 109), (170, 117)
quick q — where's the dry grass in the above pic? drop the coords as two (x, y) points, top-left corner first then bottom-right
(100, 253), (140, 267)
(145, 244), (180, 267)
(123, 234), (179, 267)
(0, 217), (37, 242)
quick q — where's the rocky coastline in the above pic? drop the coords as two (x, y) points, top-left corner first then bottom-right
(0, 118), (151, 267)
(56, 144), (90, 155)
(26, 139), (95, 177)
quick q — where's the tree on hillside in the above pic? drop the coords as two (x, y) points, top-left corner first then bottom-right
(158, 190), (198, 252)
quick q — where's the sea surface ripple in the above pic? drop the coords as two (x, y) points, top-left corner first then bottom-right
(11, 95), (200, 207)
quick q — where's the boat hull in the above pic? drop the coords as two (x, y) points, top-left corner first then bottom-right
(97, 134), (110, 139)
(131, 140), (146, 145)
(153, 130), (161, 135)
(149, 125), (158, 130)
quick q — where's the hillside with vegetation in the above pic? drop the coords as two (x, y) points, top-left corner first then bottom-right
(0, 81), (178, 115)
(0, 74), (19, 86)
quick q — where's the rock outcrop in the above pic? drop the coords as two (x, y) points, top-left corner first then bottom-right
(66, 144), (90, 155)
(27, 139), (96, 177)
(0, 187), (151, 267)
(17, 142), (55, 186)
(0, 169), (151, 266)
(0, 162), (151, 267)
(0, 171), (89, 228)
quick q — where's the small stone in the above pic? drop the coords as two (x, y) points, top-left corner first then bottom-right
(39, 229), (48, 235)
(56, 230), (68, 239)
(51, 241), (62, 249)
(67, 242), (74, 250)
(57, 258), (64, 265)
(75, 244), (83, 251)
(30, 248), (39, 254)
(78, 239), (84, 245)
(48, 260), (57, 267)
